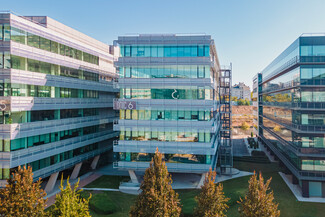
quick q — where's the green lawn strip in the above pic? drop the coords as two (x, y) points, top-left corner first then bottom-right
(83, 160), (325, 217)
(84, 176), (130, 189)
(81, 190), (136, 217)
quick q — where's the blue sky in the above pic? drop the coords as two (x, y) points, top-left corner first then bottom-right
(3, 0), (325, 88)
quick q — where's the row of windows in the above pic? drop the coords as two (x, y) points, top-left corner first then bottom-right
(263, 106), (325, 126)
(6, 123), (111, 152)
(120, 45), (210, 57)
(119, 65), (211, 79)
(0, 24), (99, 65)
(301, 160), (325, 171)
(262, 66), (325, 94)
(120, 109), (212, 121)
(262, 89), (325, 104)
(120, 88), (211, 100)
(120, 130), (212, 143)
(28, 143), (100, 172)
(263, 117), (325, 149)
(262, 68), (299, 93)
(7, 55), (99, 82)
(118, 152), (211, 164)
(301, 45), (325, 56)
(0, 108), (99, 124)
(0, 83), (99, 98)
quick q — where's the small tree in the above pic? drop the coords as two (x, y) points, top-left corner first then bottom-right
(50, 177), (91, 217)
(129, 148), (181, 217)
(238, 172), (280, 217)
(194, 168), (229, 217)
(241, 122), (250, 131)
(0, 165), (47, 217)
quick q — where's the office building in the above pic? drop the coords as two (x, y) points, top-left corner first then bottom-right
(113, 34), (223, 177)
(258, 34), (325, 197)
(232, 82), (251, 100)
(0, 12), (118, 191)
(252, 73), (261, 136)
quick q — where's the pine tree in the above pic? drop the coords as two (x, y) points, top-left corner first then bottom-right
(50, 177), (91, 217)
(129, 148), (182, 217)
(194, 168), (229, 217)
(0, 165), (47, 217)
(238, 172), (280, 217)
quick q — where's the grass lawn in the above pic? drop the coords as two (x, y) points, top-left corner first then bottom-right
(84, 175), (130, 189)
(83, 160), (325, 217)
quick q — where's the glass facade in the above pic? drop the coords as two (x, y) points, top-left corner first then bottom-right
(119, 65), (210, 78)
(259, 35), (325, 197)
(0, 13), (116, 183)
(0, 83), (98, 98)
(7, 55), (100, 82)
(119, 109), (211, 121)
(114, 35), (221, 172)
(120, 88), (211, 100)
(120, 45), (210, 57)
(2, 25), (99, 65)
(118, 152), (211, 164)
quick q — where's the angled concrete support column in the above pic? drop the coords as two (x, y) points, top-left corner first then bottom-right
(91, 155), (100, 170)
(197, 172), (207, 189)
(45, 172), (59, 193)
(70, 162), (82, 180)
(129, 170), (139, 183)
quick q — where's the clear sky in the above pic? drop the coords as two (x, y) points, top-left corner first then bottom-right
(2, 0), (325, 88)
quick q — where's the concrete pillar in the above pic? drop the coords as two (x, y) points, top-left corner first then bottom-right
(128, 170), (139, 183)
(197, 173), (207, 189)
(70, 162), (82, 180)
(45, 172), (59, 193)
(302, 180), (309, 198)
(91, 155), (100, 170)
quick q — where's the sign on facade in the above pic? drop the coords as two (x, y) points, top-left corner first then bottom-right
(114, 101), (137, 110)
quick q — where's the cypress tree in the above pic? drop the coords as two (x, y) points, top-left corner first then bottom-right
(238, 172), (280, 217)
(129, 148), (181, 217)
(194, 168), (229, 217)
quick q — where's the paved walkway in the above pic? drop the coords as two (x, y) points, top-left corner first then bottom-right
(215, 170), (253, 183)
(45, 172), (102, 208)
(279, 172), (325, 203)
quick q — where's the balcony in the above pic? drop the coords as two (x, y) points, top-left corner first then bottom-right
(0, 115), (115, 140)
(261, 101), (325, 110)
(0, 96), (114, 112)
(260, 135), (325, 181)
(5, 69), (116, 92)
(10, 131), (118, 168)
(113, 119), (215, 132)
(115, 56), (212, 67)
(11, 41), (116, 76)
(116, 78), (214, 89)
(114, 161), (211, 173)
(262, 115), (325, 134)
(113, 98), (217, 111)
(113, 140), (217, 155)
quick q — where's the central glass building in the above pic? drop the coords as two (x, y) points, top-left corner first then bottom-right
(113, 34), (222, 174)
(258, 34), (325, 198)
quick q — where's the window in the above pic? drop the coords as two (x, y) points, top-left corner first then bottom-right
(40, 37), (51, 52)
(51, 41), (59, 54)
(3, 24), (10, 41)
(198, 45), (204, 57)
(27, 32), (39, 48)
